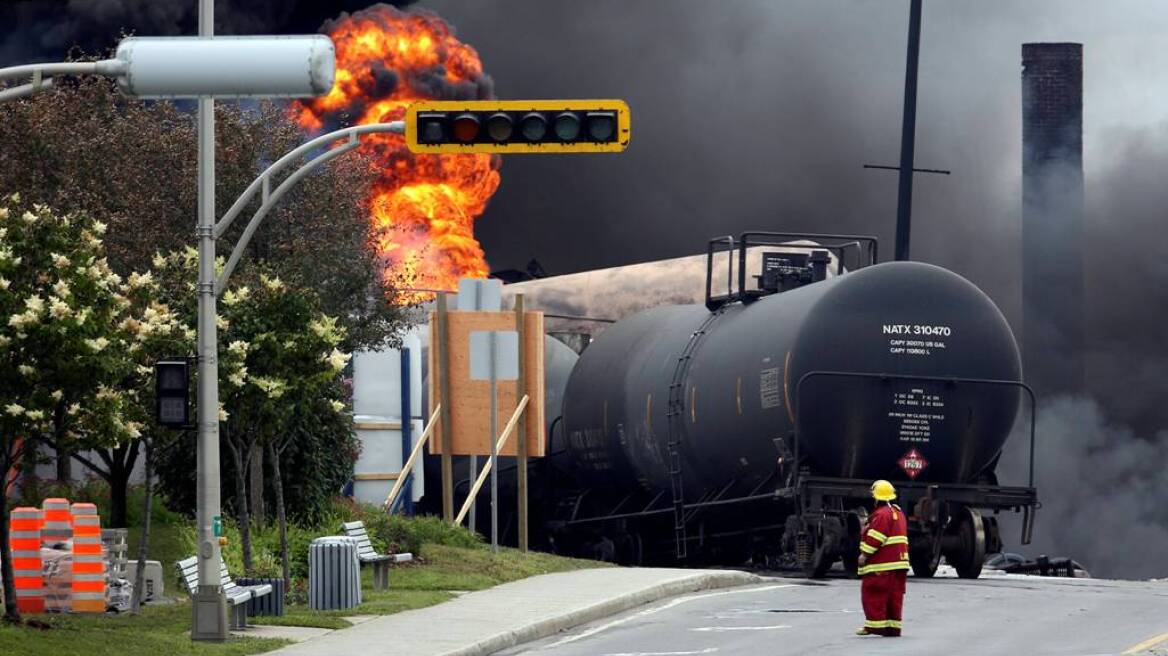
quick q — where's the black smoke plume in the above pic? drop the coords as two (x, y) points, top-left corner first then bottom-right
(0, 0), (418, 65)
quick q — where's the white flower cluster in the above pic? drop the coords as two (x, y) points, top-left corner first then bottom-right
(128, 303), (182, 341)
(309, 315), (345, 346)
(222, 286), (251, 307)
(260, 274), (284, 291)
(8, 295), (45, 329)
(127, 271), (154, 290)
(250, 375), (287, 399)
(324, 348), (350, 372)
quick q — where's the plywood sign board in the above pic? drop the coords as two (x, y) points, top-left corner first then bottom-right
(429, 310), (545, 457)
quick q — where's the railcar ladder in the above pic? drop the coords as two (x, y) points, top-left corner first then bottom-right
(665, 311), (721, 559)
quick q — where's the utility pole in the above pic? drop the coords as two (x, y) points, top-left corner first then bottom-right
(192, 0), (228, 642)
(895, 0), (923, 262)
(863, 0), (949, 262)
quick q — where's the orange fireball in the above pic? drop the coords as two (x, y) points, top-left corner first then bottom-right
(295, 5), (500, 301)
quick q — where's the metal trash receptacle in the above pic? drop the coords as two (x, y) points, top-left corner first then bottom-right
(309, 537), (362, 610)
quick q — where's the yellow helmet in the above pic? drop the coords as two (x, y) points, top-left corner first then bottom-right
(871, 479), (896, 502)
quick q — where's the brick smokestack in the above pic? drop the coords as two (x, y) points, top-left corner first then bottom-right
(1021, 43), (1085, 396)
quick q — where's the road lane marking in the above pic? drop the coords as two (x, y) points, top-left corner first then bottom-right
(1123, 631), (1168, 654)
(691, 625), (790, 632)
(607, 644), (714, 648)
(540, 584), (796, 649)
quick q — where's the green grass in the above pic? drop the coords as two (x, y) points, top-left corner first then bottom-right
(126, 520), (190, 573)
(252, 543), (608, 629)
(3, 514), (608, 653)
(0, 603), (289, 656)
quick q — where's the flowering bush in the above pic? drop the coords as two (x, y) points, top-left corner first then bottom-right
(0, 196), (137, 458)
(0, 196), (136, 620)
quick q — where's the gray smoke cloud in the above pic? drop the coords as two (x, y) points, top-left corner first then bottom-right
(999, 396), (1168, 580)
(425, 0), (1168, 578)
(0, 0), (419, 65)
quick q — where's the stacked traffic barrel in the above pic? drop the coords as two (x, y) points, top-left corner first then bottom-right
(9, 507), (45, 613)
(41, 497), (74, 612)
(41, 498), (73, 546)
(70, 503), (105, 613)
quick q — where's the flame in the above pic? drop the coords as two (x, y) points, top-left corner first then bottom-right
(295, 6), (500, 301)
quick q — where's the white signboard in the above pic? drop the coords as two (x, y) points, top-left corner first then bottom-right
(469, 330), (519, 381)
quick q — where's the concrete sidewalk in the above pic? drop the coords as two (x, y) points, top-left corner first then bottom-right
(267, 567), (763, 656)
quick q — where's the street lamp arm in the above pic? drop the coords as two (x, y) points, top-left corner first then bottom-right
(0, 77), (55, 102)
(215, 136), (361, 293)
(213, 120), (404, 239)
(0, 59), (126, 82)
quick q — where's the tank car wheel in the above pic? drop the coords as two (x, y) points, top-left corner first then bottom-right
(617, 533), (644, 566)
(804, 540), (834, 579)
(951, 508), (986, 579)
(909, 537), (942, 578)
(801, 521), (838, 579)
(841, 510), (867, 577)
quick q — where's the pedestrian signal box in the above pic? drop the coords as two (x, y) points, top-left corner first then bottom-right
(155, 359), (191, 428)
(405, 100), (630, 154)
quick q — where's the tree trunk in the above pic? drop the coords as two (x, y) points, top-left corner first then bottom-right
(225, 432), (253, 572)
(52, 400), (70, 483)
(54, 444), (71, 482)
(108, 469), (130, 529)
(0, 443), (20, 623)
(268, 442), (290, 590)
(70, 441), (139, 528)
(131, 439), (153, 613)
(249, 447), (265, 526)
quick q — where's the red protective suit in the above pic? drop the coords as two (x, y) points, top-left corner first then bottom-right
(858, 502), (909, 636)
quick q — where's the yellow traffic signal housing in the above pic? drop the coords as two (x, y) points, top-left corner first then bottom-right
(405, 99), (630, 154)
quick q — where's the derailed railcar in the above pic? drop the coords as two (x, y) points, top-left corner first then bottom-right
(545, 232), (1037, 578)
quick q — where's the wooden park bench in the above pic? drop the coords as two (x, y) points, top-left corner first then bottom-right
(176, 556), (272, 629)
(340, 521), (413, 590)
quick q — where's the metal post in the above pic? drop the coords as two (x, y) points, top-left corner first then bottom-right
(437, 293), (454, 522)
(515, 294), (528, 552)
(400, 348), (414, 516)
(489, 331), (498, 553)
(895, 0), (923, 261)
(469, 459), (477, 531)
(192, 0), (228, 642)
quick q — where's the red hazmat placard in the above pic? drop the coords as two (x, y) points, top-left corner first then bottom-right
(898, 448), (929, 480)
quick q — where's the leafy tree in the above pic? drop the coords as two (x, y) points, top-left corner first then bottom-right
(217, 272), (352, 575)
(0, 197), (135, 622)
(0, 77), (411, 516)
(0, 77), (405, 349)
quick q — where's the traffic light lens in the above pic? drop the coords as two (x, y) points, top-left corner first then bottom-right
(586, 112), (617, 142)
(486, 113), (513, 142)
(421, 120), (444, 144)
(554, 112), (581, 141)
(520, 113), (547, 142)
(452, 114), (480, 143)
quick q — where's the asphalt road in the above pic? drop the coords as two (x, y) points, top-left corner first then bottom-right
(499, 569), (1168, 656)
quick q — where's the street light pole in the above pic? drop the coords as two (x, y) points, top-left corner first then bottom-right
(192, 0), (228, 643)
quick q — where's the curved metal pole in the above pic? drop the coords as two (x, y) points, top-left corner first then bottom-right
(216, 137), (360, 293)
(0, 77), (54, 102)
(213, 121), (404, 239)
(0, 60), (125, 104)
(0, 59), (124, 82)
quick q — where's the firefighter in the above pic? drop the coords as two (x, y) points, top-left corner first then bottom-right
(855, 479), (910, 637)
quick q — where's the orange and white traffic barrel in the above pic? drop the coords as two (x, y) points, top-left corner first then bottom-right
(41, 498), (73, 547)
(10, 507), (45, 613)
(70, 510), (106, 613)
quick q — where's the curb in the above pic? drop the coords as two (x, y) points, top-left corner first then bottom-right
(437, 570), (765, 656)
